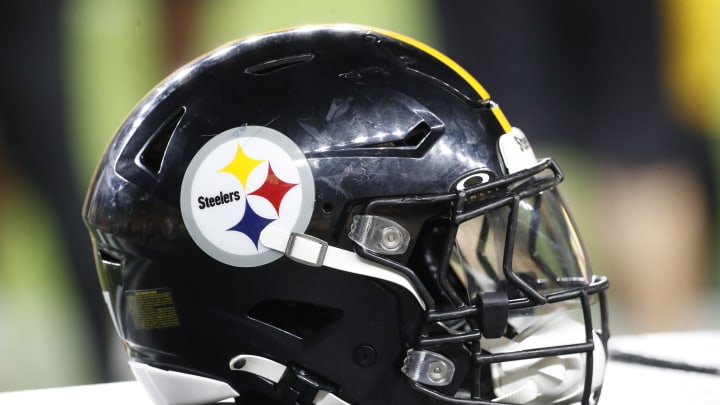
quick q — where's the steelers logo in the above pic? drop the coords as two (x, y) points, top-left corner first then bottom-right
(180, 126), (315, 267)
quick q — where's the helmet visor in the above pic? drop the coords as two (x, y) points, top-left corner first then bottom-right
(451, 188), (591, 301)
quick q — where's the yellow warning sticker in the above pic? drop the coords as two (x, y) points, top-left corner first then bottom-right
(126, 288), (180, 330)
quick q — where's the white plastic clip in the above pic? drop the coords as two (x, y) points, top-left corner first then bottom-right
(402, 350), (456, 387)
(285, 232), (328, 267)
(348, 215), (410, 255)
(498, 127), (539, 174)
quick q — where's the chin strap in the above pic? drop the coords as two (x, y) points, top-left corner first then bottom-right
(229, 355), (351, 405)
(259, 225), (426, 309)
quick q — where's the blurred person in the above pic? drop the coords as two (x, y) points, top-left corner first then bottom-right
(0, 0), (112, 388)
(434, 0), (717, 332)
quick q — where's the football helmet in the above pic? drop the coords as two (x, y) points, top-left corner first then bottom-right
(83, 25), (609, 405)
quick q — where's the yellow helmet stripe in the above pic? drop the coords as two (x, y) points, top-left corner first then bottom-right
(375, 28), (491, 101)
(491, 104), (512, 133)
(229, 24), (513, 133)
(374, 27), (511, 133)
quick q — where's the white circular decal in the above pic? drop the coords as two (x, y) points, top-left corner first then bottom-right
(180, 126), (315, 267)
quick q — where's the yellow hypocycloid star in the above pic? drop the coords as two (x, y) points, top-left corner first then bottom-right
(218, 142), (263, 190)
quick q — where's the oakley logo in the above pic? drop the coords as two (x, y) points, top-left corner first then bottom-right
(455, 172), (491, 191)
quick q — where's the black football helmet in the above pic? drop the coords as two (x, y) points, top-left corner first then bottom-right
(83, 25), (609, 405)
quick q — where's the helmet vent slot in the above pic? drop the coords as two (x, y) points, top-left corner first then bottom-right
(248, 300), (343, 339)
(245, 54), (314, 75)
(98, 249), (122, 267)
(138, 107), (185, 174)
(361, 121), (431, 149)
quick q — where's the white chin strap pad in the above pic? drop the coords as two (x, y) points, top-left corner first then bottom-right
(485, 315), (606, 404)
(129, 361), (238, 405)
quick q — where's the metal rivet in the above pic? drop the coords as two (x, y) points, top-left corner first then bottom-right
(353, 344), (377, 367)
(381, 227), (402, 251)
(427, 360), (448, 382)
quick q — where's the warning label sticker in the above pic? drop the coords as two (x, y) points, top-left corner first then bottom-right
(125, 288), (180, 330)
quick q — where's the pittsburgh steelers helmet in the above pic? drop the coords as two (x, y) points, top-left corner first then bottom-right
(83, 25), (609, 405)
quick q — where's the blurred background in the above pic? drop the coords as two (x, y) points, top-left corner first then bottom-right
(1, 0), (719, 391)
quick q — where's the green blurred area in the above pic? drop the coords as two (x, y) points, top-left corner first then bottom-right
(64, 0), (165, 187)
(0, 180), (95, 389)
(2, 0), (720, 392)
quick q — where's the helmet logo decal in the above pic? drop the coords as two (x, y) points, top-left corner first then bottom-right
(219, 144), (298, 248)
(181, 126), (315, 267)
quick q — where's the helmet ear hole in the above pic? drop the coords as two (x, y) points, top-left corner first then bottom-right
(321, 202), (334, 214)
(248, 300), (343, 339)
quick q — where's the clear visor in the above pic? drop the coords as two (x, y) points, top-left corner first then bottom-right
(450, 188), (591, 301)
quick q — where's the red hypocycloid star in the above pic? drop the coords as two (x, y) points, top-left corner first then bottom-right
(248, 163), (298, 215)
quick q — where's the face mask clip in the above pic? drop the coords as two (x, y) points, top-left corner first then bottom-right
(401, 350), (456, 387)
(349, 215), (411, 255)
(475, 291), (509, 339)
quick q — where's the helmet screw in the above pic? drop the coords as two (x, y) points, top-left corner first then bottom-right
(427, 360), (449, 383)
(353, 344), (377, 367)
(380, 227), (403, 251)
